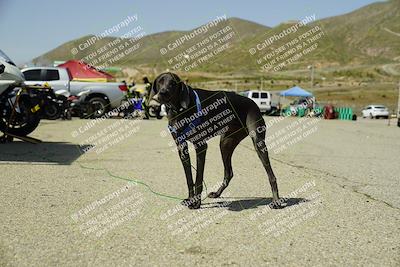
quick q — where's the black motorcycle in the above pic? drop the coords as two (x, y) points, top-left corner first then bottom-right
(68, 90), (96, 119)
(0, 50), (41, 137)
(29, 85), (69, 120)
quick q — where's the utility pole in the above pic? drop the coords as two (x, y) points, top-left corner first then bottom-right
(308, 65), (314, 88)
(397, 81), (400, 127)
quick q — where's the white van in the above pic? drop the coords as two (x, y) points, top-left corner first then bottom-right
(240, 90), (272, 113)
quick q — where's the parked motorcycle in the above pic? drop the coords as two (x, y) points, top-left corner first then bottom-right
(0, 49), (41, 137)
(53, 89), (72, 120)
(55, 89), (95, 119)
(119, 86), (145, 118)
(28, 84), (69, 120)
(119, 97), (143, 118)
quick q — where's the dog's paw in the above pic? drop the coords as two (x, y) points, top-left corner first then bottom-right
(208, 192), (220, 198)
(269, 199), (284, 209)
(181, 195), (201, 209)
(188, 200), (201, 209)
(270, 203), (284, 209)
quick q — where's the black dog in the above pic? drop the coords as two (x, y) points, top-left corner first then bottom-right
(151, 72), (280, 209)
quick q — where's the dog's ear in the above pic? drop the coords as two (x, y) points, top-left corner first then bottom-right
(179, 82), (190, 109)
(151, 77), (158, 94)
(148, 77), (159, 102)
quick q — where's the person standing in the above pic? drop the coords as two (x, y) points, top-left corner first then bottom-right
(142, 77), (152, 119)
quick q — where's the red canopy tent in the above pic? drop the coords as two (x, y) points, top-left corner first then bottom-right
(58, 60), (114, 82)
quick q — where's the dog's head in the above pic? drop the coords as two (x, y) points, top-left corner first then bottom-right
(150, 72), (190, 110)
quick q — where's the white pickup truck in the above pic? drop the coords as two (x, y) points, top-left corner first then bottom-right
(21, 67), (127, 117)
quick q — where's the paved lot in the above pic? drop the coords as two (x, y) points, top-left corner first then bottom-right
(0, 117), (399, 266)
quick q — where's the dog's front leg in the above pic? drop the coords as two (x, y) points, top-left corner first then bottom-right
(191, 143), (208, 209)
(177, 141), (195, 206)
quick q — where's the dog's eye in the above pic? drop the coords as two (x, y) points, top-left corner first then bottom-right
(152, 85), (158, 93)
(169, 81), (178, 88)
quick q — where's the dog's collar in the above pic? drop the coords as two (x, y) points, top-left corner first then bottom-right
(165, 103), (178, 112)
(185, 90), (202, 132)
(193, 90), (202, 115)
(166, 88), (201, 113)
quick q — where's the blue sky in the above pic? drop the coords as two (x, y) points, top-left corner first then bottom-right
(0, 0), (383, 64)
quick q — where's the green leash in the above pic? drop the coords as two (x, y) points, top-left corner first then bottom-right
(78, 163), (208, 202)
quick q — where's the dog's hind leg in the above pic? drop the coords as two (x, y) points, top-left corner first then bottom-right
(208, 130), (247, 198)
(247, 112), (281, 206)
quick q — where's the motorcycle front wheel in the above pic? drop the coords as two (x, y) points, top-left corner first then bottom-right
(0, 95), (41, 136)
(0, 112), (40, 136)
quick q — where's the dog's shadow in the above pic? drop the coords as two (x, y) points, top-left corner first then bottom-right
(201, 197), (307, 211)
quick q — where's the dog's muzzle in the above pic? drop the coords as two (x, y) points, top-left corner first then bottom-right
(153, 91), (171, 105)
